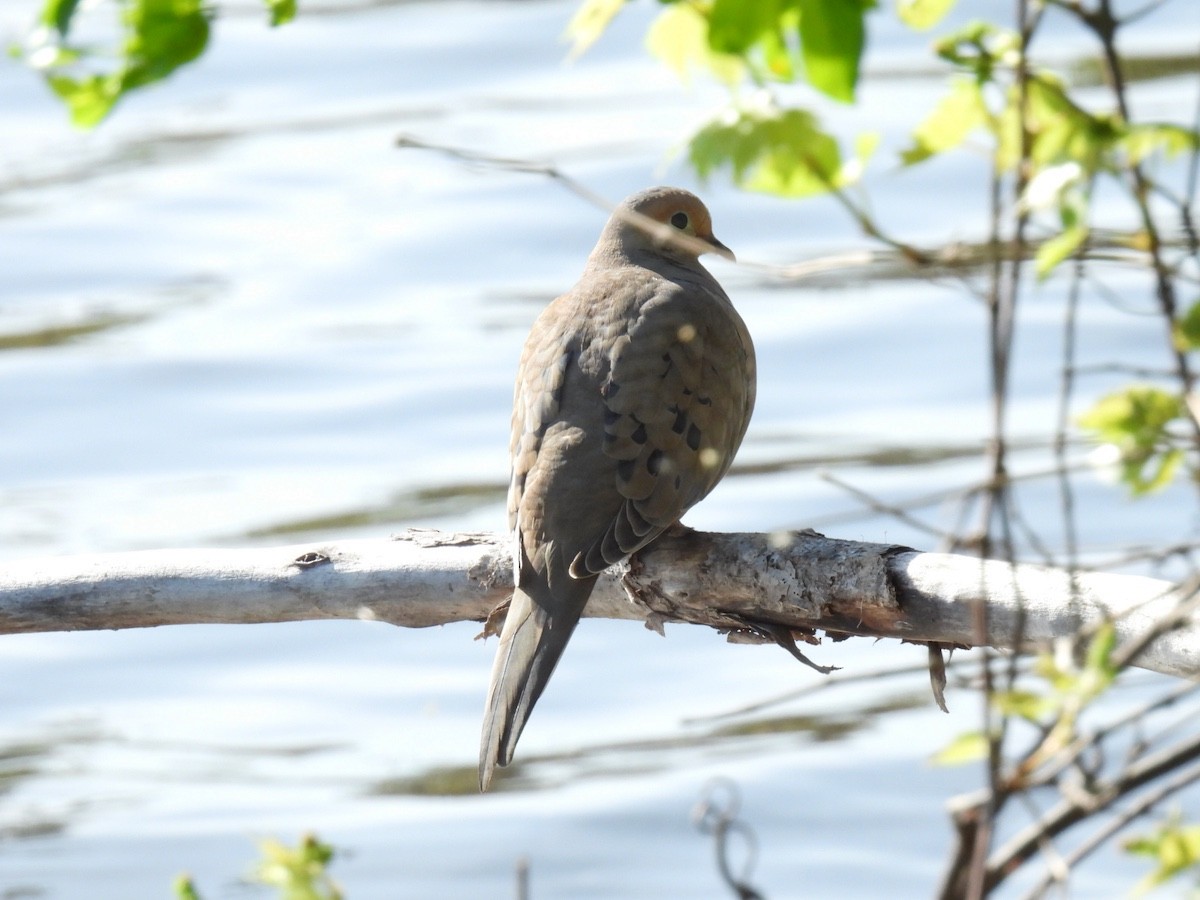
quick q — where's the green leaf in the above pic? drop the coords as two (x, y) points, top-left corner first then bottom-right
(47, 73), (121, 128)
(762, 8), (802, 80)
(564, 0), (627, 59)
(796, 0), (866, 103)
(896, 0), (956, 31)
(1024, 75), (1118, 172)
(934, 21), (1016, 83)
(1079, 387), (1184, 446)
(172, 874), (203, 900)
(646, 2), (745, 85)
(689, 105), (844, 197)
(1137, 446), (1184, 495)
(931, 731), (989, 766)
(1035, 223), (1088, 278)
(119, 0), (211, 94)
(1032, 653), (1079, 694)
(253, 834), (341, 898)
(1079, 621), (1118, 697)
(900, 77), (987, 165)
(993, 689), (1055, 721)
(707, 0), (786, 56)
(1172, 299), (1200, 351)
(1125, 818), (1200, 896)
(1121, 123), (1200, 165)
(265, 0), (296, 27)
(1078, 386), (1186, 495)
(41, 0), (82, 36)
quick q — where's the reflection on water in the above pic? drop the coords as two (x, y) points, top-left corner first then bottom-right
(1, 0), (1198, 896)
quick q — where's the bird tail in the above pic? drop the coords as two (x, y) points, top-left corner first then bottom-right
(479, 571), (596, 792)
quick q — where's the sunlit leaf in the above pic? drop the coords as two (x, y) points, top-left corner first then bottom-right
(993, 689), (1055, 721)
(41, 0), (82, 36)
(265, 0), (296, 27)
(708, 0), (784, 56)
(897, 0), (956, 31)
(172, 875), (203, 900)
(1032, 653), (1082, 696)
(758, 9), (798, 80)
(934, 21), (1016, 83)
(120, 0), (211, 93)
(1035, 223), (1088, 279)
(1078, 387), (1183, 446)
(930, 730), (989, 766)
(1078, 621), (1118, 698)
(690, 105), (844, 197)
(1137, 446), (1184, 494)
(253, 833), (340, 898)
(47, 72), (122, 128)
(1173, 300), (1200, 351)
(1125, 818), (1200, 896)
(646, 2), (745, 85)
(797, 0), (868, 103)
(900, 76), (987, 165)
(1078, 387), (1186, 495)
(1025, 76), (1118, 171)
(1121, 123), (1200, 164)
(564, 0), (627, 59)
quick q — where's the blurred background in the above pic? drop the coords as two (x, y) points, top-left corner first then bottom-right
(1, 0), (1197, 896)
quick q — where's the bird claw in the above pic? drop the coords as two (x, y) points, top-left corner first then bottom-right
(725, 616), (840, 676)
(476, 598), (511, 641)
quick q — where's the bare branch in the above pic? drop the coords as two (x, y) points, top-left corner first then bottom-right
(1, 529), (1196, 682)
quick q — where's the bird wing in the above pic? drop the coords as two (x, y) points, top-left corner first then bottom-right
(572, 274), (755, 577)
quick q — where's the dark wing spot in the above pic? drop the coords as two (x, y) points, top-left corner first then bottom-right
(674, 474), (682, 490)
(631, 421), (647, 444)
(647, 449), (664, 475)
(601, 380), (620, 399)
(617, 458), (635, 482)
(604, 409), (621, 426)
(686, 423), (702, 451)
(697, 394), (713, 406)
(670, 406), (687, 434)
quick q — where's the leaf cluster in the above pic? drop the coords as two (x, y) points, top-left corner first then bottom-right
(175, 833), (343, 900)
(15, 0), (294, 127)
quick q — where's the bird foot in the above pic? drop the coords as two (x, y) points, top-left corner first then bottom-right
(725, 615), (840, 675)
(476, 598), (511, 641)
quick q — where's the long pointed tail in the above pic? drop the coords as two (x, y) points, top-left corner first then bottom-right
(479, 573), (596, 791)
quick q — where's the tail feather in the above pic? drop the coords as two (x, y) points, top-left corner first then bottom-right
(479, 573), (596, 791)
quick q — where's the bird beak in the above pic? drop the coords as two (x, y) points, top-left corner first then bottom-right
(705, 235), (736, 262)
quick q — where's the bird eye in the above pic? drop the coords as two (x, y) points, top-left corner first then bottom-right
(670, 212), (689, 230)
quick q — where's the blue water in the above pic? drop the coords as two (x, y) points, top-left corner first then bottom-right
(1, 0), (1197, 896)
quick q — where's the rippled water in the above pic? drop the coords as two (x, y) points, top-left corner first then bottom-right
(1, 0), (1198, 896)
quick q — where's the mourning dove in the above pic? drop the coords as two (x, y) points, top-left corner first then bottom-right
(479, 186), (756, 791)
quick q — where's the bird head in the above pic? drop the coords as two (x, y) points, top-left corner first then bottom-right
(607, 186), (736, 265)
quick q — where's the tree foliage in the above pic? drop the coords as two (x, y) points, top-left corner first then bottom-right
(13, 0), (292, 127)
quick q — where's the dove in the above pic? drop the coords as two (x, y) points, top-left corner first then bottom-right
(479, 186), (756, 791)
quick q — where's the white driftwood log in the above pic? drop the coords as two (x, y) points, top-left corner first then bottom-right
(0, 528), (1194, 678)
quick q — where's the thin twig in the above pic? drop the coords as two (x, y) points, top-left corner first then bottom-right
(1018, 758), (1200, 900)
